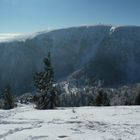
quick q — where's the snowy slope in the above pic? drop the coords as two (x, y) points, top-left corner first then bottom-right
(0, 104), (140, 140)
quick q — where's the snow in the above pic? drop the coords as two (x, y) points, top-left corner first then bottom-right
(0, 104), (140, 140)
(0, 30), (50, 43)
(61, 81), (78, 95)
(63, 82), (69, 94)
(110, 26), (118, 34)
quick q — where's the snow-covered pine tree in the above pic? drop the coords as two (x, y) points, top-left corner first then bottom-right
(3, 86), (15, 109)
(95, 90), (103, 106)
(135, 92), (140, 105)
(95, 90), (110, 106)
(34, 52), (57, 109)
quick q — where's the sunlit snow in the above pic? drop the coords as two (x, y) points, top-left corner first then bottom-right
(0, 104), (140, 140)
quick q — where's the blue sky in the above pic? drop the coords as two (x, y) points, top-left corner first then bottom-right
(0, 0), (140, 34)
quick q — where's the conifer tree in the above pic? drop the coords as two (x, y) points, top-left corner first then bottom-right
(95, 90), (103, 106)
(3, 86), (15, 109)
(135, 92), (140, 105)
(95, 90), (110, 106)
(34, 52), (57, 109)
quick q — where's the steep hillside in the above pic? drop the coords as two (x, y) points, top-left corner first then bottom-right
(68, 26), (140, 86)
(0, 25), (140, 94)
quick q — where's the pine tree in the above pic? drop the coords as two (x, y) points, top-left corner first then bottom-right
(34, 52), (57, 109)
(135, 92), (140, 105)
(95, 90), (110, 106)
(3, 86), (15, 109)
(95, 90), (103, 106)
(102, 92), (110, 106)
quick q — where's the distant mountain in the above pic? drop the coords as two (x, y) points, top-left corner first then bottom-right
(0, 25), (140, 94)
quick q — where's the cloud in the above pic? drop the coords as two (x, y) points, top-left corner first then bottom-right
(0, 33), (20, 42)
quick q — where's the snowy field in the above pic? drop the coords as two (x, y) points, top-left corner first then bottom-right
(0, 104), (140, 140)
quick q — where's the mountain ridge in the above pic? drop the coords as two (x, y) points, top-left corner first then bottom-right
(0, 25), (140, 94)
(1, 24), (140, 43)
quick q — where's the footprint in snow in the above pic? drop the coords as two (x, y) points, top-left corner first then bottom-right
(58, 135), (69, 138)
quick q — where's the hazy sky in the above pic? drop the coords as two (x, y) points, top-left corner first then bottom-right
(0, 0), (140, 34)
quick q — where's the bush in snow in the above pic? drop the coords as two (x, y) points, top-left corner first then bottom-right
(17, 93), (33, 104)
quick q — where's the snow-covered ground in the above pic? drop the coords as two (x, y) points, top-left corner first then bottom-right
(0, 104), (140, 140)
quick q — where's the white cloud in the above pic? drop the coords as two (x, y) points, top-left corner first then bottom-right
(0, 33), (20, 42)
